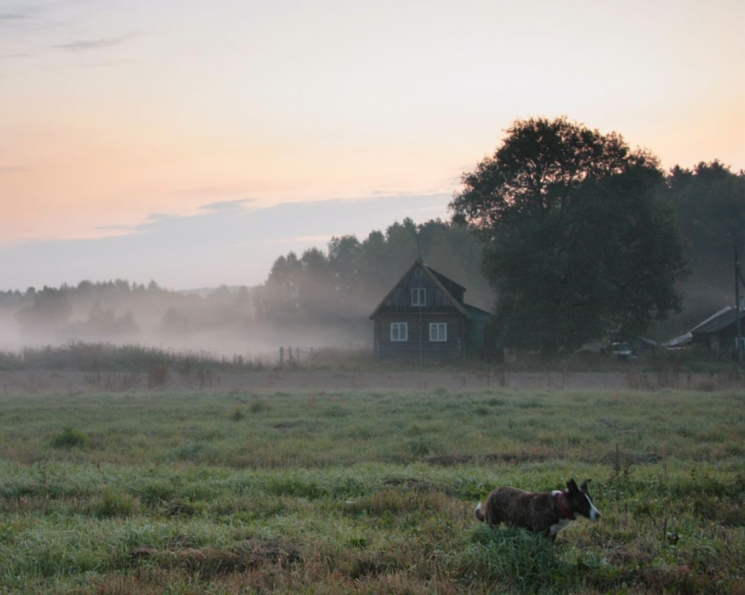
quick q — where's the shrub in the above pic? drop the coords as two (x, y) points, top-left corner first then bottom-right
(93, 486), (137, 518)
(50, 427), (89, 449)
(249, 399), (268, 413)
(148, 364), (170, 388)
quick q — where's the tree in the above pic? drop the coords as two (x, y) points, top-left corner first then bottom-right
(666, 161), (745, 287)
(450, 117), (687, 354)
(15, 286), (73, 336)
(653, 161), (745, 335)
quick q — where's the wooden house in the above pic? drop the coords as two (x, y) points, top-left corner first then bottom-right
(369, 258), (491, 361)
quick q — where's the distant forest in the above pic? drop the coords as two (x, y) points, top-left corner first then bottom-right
(0, 160), (743, 351)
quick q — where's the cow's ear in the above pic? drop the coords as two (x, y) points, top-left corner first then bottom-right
(567, 479), (579, 493)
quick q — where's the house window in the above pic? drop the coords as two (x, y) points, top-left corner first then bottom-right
(429, 322), (447, 342)
(411, 288), (426, 306)
(391, 322), (408, 342)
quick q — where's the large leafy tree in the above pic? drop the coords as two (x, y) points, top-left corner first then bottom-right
(450, 117), (687, 353)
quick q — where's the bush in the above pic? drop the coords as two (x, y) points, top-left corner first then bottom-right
(148, 364), (170, 388)
(93, 486), (137, 518)
(50, 427), (89, 449)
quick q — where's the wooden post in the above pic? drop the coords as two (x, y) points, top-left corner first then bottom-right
(279, 346), (284, 365)
(736, 242), (743, 362)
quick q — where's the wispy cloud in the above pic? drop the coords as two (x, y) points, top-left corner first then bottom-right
(96, 224), (137, 232)
(198, 199), (255, 213)
(0, 193), (451, 290)
(0, 7), (35, 22)
(54, 34), (135, 51)
(0, 13), (29, 22)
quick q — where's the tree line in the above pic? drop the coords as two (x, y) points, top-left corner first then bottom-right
(0, 280), (253, 343)
(261, 118), (745, 352)
(254, 219), (492, 325)
(2, 117), (743, 353)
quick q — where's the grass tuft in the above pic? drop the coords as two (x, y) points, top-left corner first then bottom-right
(49, 427), (89, 449)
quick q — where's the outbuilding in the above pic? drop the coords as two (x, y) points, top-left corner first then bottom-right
(689, 305), (745, 352)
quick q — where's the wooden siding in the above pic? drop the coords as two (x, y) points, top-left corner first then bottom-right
(370, 260), (490, 361)
(373, 312), (466, 360)
(379, 267), (458, 312)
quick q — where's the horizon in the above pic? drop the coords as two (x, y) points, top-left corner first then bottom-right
(2, 0), (744, 291)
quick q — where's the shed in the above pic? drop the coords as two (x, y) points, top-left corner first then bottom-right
(689, 306), (744, 352)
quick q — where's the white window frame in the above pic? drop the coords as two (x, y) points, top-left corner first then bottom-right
(411, 288), (426, 306)
(390, 322), (408, 342)
(429, 322), (447, 342)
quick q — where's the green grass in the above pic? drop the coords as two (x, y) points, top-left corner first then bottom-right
(0, 387), (742, 593)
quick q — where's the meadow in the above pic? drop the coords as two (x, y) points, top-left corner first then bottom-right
(0, 379), (743, 593)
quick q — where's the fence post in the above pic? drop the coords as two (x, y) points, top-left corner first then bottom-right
(296, 347), (300, 362)
(279, 346), (284, 366)
(288, 347), (293, 362)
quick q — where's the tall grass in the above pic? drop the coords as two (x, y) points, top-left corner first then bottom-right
(0, 387), (742, 593)
(0, 341), (265, 373)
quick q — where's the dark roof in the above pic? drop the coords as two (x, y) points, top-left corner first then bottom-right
(369, 258), (485, 319)
(690, 306), (741, 336)
(464, 303), (492, 319)
(428, 267), (465, 295)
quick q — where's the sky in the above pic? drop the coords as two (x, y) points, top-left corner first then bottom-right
(1, 0), (744, 291)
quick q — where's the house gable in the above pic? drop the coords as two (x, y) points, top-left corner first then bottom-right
(369, 258), (468, 319)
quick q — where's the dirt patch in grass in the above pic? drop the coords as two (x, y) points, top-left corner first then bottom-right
(381, 477), (445, 492)
(426, 452), (554, 466)
(601, 451), (663, 465)
(129, 538), (301, 577)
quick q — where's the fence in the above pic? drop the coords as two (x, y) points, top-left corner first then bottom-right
(278, 346), (315, 365)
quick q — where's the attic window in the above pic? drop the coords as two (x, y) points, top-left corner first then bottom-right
(414, 269), (422, 277)
(411, 288), (426, 306)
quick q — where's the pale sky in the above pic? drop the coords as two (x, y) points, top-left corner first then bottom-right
(1, 0), (743, 290)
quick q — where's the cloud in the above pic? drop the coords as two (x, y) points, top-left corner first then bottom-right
(0, 193), (450, 291)
(0, 12), (31, 21)
(198, 199), (255, 213)
(54, 35), (135, 51)
(0, 166), (30, 173)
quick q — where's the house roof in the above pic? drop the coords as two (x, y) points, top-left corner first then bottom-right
(464, 303), (492, 319)
(690, 306), (740, 336)
(369, 258), (480, 319)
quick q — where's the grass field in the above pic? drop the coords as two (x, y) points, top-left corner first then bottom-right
(0, 383), (743, 594)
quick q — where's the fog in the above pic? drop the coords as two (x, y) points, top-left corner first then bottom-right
(4, 172), (742, 359)
(0, 282), (374, 362)
(0, 218), (498, 361)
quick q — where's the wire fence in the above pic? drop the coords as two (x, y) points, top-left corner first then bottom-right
(278, 346), (316, 365)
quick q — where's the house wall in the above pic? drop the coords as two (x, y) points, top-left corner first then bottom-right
(373, 312), (466, 360)
(693, 325), (739, 351)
